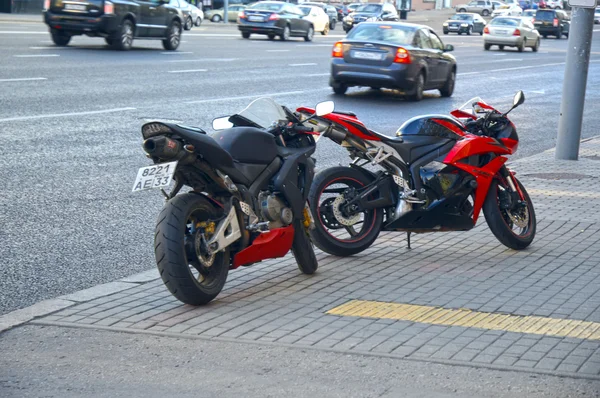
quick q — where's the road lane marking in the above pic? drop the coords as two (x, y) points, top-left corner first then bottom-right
(0, 107), (136, 123)
(185, 33), (239, 37)
(490, 61), (564, 72)
(168, 69), (208, 73)
(185, 90), (304, 104)
(0, 77), (47, 82)
(266, 49), (290, 52)
(29, 46), (69, 50)
(289, 63), (317, 66)
(166, 58), (238, 63)
(296, 44), (334, 47)
(14, 54), (60, 58)
(457, 71), (482, 76)
(160, 51), (193, 55)
(305, 73), (329, 77)
(498, 58), (523, 62)
(493, 53), (507, 56)
(327, 300), (600, 340)
(0, 31), (47, 34)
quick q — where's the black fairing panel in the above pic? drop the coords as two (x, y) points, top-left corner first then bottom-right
(231, 162), (267, 185)
(396, 115), (464, 140)
(388, 136), (454, 165)
(212, 127), (278, 165)
(273, 145), (316, 218)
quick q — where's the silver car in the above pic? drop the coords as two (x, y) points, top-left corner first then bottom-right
(595, 8), (600, 24)
(455, 0), (495, 16)
(484, 17), (540, 52)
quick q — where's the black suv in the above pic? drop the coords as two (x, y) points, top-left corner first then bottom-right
(43, 0), (184, 50)
(533, 8), (570, 39)
(342, 3), (399, 33)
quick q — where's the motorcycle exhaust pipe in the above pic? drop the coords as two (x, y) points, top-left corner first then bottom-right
(143, 136), (196, 164)
(323, 125), (347, 144)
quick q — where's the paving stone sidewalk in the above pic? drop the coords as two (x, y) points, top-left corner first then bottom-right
(33, 137), (600, 378)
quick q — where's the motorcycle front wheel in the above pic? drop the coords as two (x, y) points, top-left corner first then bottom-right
(483, 177), (536, 250)
(308, 167), (383, 257)
(155, 193), (229, 305)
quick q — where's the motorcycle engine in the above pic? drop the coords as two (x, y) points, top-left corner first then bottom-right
(258, 192), (293, 229)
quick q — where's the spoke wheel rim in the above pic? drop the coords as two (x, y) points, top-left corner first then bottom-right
(184, 209), (222, 288)
(170, 24), (180, 47)
(122, 23), (133, 47)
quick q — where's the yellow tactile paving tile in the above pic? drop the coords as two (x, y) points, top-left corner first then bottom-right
(326, 300), (600, 341)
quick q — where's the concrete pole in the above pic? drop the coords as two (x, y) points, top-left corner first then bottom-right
(555, 7), (595, 160)
(223, 0), (228, 24)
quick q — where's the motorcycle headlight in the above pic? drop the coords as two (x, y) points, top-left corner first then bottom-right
(461, 23), (469, 27)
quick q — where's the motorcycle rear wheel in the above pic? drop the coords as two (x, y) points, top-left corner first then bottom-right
(155, 193), (229, 305)
(483, 178), (536, 250)
(308, 166), (383, 257)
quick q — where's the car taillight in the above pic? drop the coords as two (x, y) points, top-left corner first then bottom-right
(104, 1), (114, 14)
(393, 47), (410, 64)
(553, 18), (558, 27)
(238, 10), (246, 19)
(513, 28), (520, 36)
(268, 13), (280, 21)
(531, 18), (535, 23)
(332, 41), (343, 58)
(483, 26), (490, 34)
(43, 0), (50, 10)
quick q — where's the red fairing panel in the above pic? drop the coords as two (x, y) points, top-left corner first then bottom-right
(231, 226), (295, 269)
(444, 136), (513, 164)
(500, 137), (519, 153)
(296, 107), (381, 141)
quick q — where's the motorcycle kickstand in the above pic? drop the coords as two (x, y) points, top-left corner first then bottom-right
(406, 232), (411, 250)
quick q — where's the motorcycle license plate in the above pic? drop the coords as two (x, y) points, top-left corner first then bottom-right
(353, 51), (383, 60)
(132, 161), (178, 192)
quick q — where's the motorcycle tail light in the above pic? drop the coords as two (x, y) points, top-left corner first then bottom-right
(553, 18), (558, 26)
(513, 28), (520, 36)
(393, 47), (411, 64)
(332, 41), (343, 57)
(268, 13), (280, 21)
(104, 1), (114, 14)
(483, 26), (490, 34)
(238, 10), (246, 19)
(43, 0), (50, 10)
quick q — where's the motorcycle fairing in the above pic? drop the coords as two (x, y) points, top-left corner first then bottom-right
(232, 225), (295, 268)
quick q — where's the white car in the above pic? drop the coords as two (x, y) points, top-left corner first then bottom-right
(484, 16), (540, 52)
(298, 5), (331, 35)
(594, 8), (600, 24)
(545, 0), (563, 9)
(491, 3), (522, 16)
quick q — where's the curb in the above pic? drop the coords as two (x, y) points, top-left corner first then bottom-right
(29, 319), (600, 382)
(0, 269), (159, 333)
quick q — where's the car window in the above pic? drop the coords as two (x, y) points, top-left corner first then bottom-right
(414, 29), (433, 49)
(347, 24), (415, 45)
(477, 1), (486, 6)
(247, 2), (283, 12)
(468, 1), (478, 5)
(452, 13), (472, 20)
(490, 17), (519, 26)
(523, 20), (534, 29)
(428, 30), (445, 51)
(357, 4), (382, 13)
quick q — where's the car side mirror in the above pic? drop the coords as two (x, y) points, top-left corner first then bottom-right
(444, 44), (454, 52)
(315, 101), (334, 117)
(212, 116), (234, 130)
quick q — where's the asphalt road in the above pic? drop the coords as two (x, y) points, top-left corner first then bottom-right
(2, 325), (599, 397)
(1, 19), (599, 315)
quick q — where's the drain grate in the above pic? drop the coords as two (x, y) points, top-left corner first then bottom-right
(525, 173), (591, 180)
(583, 155), (600, 161)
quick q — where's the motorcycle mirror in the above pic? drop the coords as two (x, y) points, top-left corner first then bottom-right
(513, 90), (525, 107)
(315, 101), (334, 117)
(212, 116), (233, 131)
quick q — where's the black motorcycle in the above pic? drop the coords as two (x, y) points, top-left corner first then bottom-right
(133, 98), (334, 305)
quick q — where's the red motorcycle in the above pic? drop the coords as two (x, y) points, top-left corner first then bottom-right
(298, 91), (536, 256)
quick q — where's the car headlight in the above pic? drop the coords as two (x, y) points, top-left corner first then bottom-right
(461, 23), (469, 27)
(443, 22), (448, 26)
(344, 16), (353, 22)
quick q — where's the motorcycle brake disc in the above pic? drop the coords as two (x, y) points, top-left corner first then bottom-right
(332, 196), (361, 226)
(507, 207), (529, 229)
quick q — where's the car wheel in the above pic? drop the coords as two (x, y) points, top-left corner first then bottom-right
(195, 17), (202, 26)
(330, 20), (336, 30)
(51, 29), (71, 46)
(458, 7), (467, 12)
(443, 29), (448, 34)
(407, 72), (424, 102)
(484, 43), (491, 50)
(499, 44), (505, 50)
(482, 9), (490, 16)
(280, 25), (290, 41)
(480, 29), (484, 36)
(439, 68), (455, 98)
(467, 26), (472, 35)
(322, 23), (330, 35)
(304, 26), (314, 42)
(211, 15), (221, 22)
(517, 38), (525, 52)
(458, 31), (462, 35)
(242, 31), (251, 39)
(555, 29), (562, 39)
(104, 37), (113, 46)
(332, 83), (348, 95)
(268, 33), (275, 40)
(184, 16), (192, 31)
(543, 34), (547, 38)
(162, 20), (182, 51)
(113, 19), (134, 51)
(532, 37), (540, 52)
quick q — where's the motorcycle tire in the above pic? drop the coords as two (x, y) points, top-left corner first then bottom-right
(483, 178), (536, 250)
(308, 166), (383, 257)
(291, 218), (318, 275)
(155, 193), (229, 305)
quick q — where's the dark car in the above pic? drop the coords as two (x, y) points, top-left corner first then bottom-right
(238, 1), (315, 41)
(442, 13), (486, 35)
(303, 2), (338, 30)
(43, 0), (184, 50)
(330, 22), (456, 101)
(342, 3), (399, 33)
(334, 5), (347, 21)
(533, 8), (570, 38)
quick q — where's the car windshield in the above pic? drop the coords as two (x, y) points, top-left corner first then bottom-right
(247, 2), (283, 11)
(298, 6), (311, 15)
(356, 4), (382, 13)
(348, 4), (361, 10)
(451, 14), (473, 20)
(535, 10), (554, 20)
(347, 24), (415, 45)
(490, 17), (519, 26)
(523, 10), (535, 16)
